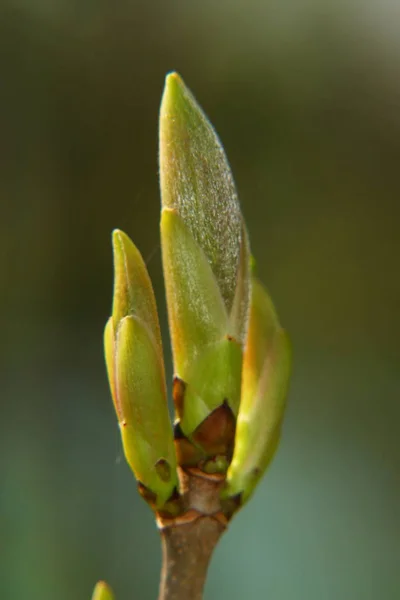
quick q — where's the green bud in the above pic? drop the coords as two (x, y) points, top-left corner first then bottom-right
(159, 73), (251, 456)
(104, 230), (178, 508)
(160, 207), (228, 379)
(159, 72), (248, 320)
(91, 581), (115, 600)
(225, 277), (291, 504)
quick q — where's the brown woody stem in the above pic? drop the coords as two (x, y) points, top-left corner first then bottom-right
(157, 467), (227, 600)
(158, 516), (224, 600)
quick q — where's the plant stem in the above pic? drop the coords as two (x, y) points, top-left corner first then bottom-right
(157, 468), (227, 600)
(158, 516), (224, 600)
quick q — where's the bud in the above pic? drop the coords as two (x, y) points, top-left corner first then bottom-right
(225, 277), (291, 504)
(159, 73), (250, 459)
(104, 230), (178, 508)
(159, 72), (245, 314)
(103, 72), (291, 519)
(91, 581), (114, 600)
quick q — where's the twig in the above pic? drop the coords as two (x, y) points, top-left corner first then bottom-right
(157, 468), (227, 600)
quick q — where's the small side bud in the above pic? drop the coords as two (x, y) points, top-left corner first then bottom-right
(225, 278), (291, 504)
(91, 581), (115, 600)
(104, 230), (178, 509)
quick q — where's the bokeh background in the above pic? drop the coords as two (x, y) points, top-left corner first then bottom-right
(1, 1), (399, 599)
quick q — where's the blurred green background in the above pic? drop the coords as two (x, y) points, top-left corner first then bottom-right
(1, 1), (399, 599)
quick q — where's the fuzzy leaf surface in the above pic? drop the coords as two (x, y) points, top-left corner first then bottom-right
(160, 72), (244, 315)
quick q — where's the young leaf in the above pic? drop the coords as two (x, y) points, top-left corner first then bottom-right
(104, 230), (178, 508)
(225, 278), (291, 503)
(159, 72), (246, 318)
(115, 315), (177, 507)
(160, 207), (228, 380)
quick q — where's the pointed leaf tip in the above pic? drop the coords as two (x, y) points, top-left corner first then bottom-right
(111, 228), (162, 353)
(91, 581), (115, 600)
(164, 71), (184, 91)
